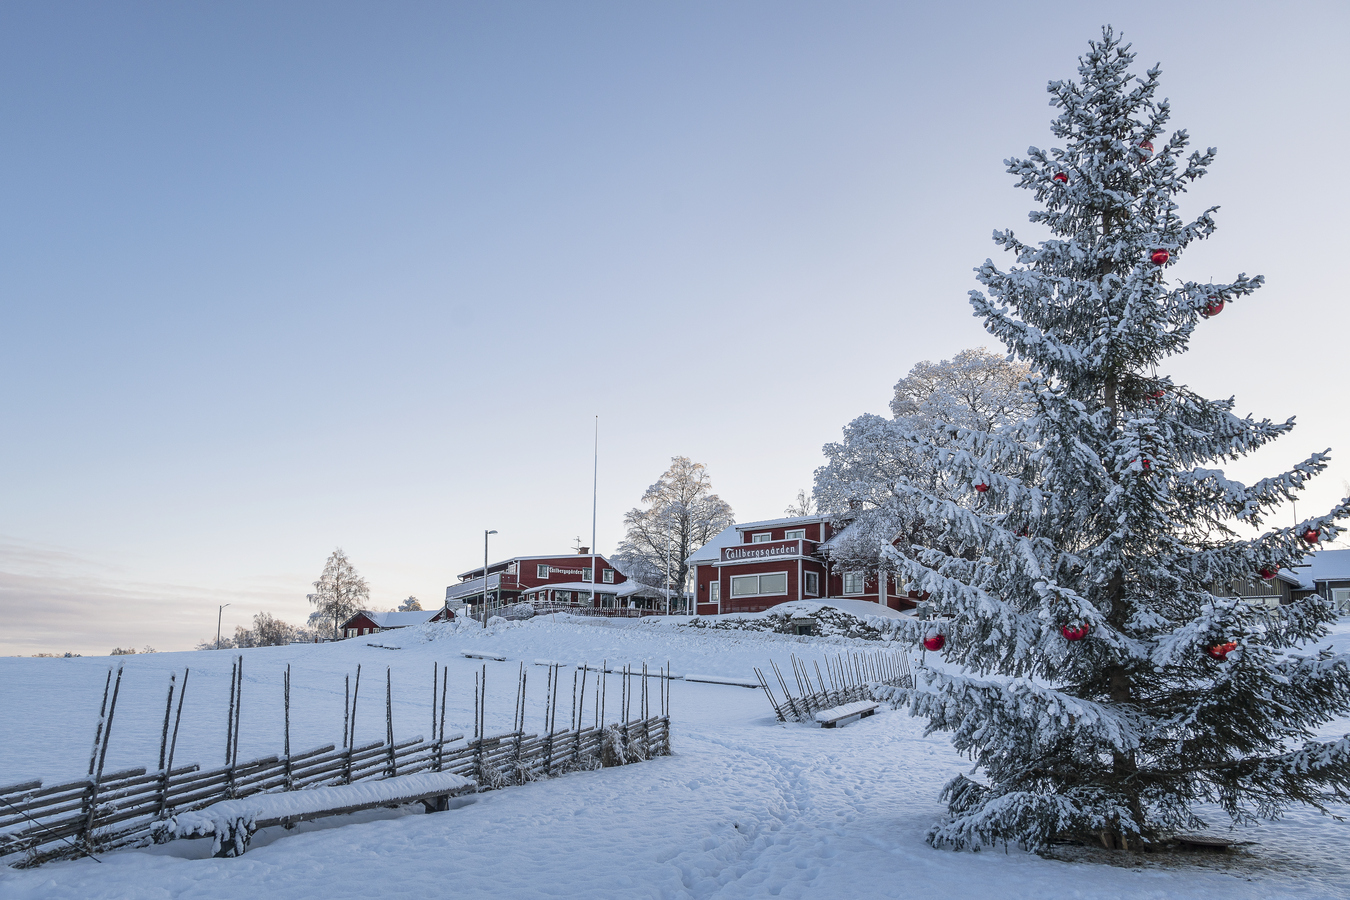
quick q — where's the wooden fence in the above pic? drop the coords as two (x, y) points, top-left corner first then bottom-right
(0, 658), (671, 868)
(754, 649), (911, 723)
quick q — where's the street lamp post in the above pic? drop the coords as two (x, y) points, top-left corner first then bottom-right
(216, 603), (230, 650)
(483, 530), (497, 626)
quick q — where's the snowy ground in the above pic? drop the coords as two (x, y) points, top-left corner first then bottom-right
(2, 613), (1348, 899)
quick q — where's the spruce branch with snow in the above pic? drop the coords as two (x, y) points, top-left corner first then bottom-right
(881, 28), (1350, 852)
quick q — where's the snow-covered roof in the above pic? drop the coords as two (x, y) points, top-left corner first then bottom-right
(521, 581), (619, 595)
(456, 553), (615, 581)
(347, 610), (439, 629)
(733, 514), (832, 533)
(685, 524), (741, 566)
(1288, 549), (1350, 591)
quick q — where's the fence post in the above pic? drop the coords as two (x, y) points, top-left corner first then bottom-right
(81, 664), (123, 855)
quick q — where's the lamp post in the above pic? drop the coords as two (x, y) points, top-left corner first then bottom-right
(216, 603), (230, 650)
(483, 530), (497, 625)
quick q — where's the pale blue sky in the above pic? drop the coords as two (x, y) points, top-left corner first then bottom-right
(3, 2), (1347, 655)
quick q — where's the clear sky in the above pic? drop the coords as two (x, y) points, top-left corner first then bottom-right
(3, 1), (1347, 656)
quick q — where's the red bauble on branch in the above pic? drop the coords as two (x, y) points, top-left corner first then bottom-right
(1139, 139), (1154, 156)
(1150, 248), (1170, 266)
(974, 482), (989, 493)
(1259, 567), (1279, 580)
(1061, 623), (1090, 642)
(1202, 297), (1224, 318)
(1053, 172), (1068, 184)
(1132, 458), (1151, 471)
(1207, 641), (1238, 661)
(1303, 528), (1321, 544)
(923, 633), (946, 652)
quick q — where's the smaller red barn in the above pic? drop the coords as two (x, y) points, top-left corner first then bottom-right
(339, 609), (453, 639)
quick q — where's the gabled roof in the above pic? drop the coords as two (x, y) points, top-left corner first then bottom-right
(685, 524), (741, 566)
(342, 610), (439, 629)
(1288, 549), (1350, 591)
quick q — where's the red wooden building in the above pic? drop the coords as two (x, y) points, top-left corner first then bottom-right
(445, 548), (629, 614)
(687, 515), (919, 616)
(339, 608), (454, 639)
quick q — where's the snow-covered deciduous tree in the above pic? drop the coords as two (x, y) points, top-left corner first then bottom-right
(813, 349), (1032, 572)
(882, 29), (1350, 852)
(307, 549), (370, 639)
(397, 596), (422, 611)
(614, 457), (734, 594)
(784, 488), (816, 517)
(890, 348), (1034, 433)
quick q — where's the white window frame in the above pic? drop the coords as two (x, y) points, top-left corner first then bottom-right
(1332, 588), (1350, 614)
(751, 532), (772, 543)
(843, 572), (866, 595)
(785, 529), (806, 541)
(804, 571), (819, 596)
(537, 565), (550, 579)
(730, 571), (789, 597)
(582, 567), (593, 583)
(602, 568), (614, 584)
(709, 582), (720, 603)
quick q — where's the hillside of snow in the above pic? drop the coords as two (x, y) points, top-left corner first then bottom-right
(2, 613), (1347, 899)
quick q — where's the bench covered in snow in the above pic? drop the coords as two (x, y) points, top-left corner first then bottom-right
(462, 650), (508, 661)
(156, 771), (475, 857)
(814, 701), (878, 728)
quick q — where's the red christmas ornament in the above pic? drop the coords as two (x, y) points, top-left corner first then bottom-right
(1133, 458), (1151, 471)
(1207, 641), (1238, 661)
(1150, 248), (1170, 266)
(1053, 172), (1068, 184)
(1147, 389), (1166, 402)
(1139, 139), (1154, 156)
(1062, 623), (1090, 642)
(974, 482), (989, 493)
(1259, 566), (1278, 580)
(1303, 528), (1321, 544)
(1016, 528), (1032, 538)
(1202, 297), (1224, 318)
(923, 633), (945, 652)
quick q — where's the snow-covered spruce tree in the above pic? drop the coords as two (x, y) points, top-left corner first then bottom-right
(883, 29), (1350, 851)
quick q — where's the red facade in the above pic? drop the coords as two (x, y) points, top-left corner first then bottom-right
(447, 552), (627, 610)
(690, 516), (919, 617)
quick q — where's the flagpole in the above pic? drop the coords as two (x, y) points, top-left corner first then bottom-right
(591, 416), (598, 609)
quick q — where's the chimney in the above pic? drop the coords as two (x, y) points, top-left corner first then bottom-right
(577, 546), (590, 554)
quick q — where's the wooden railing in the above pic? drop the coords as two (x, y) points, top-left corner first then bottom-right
(0, 659), (672, 868)
(755, 650), (911, 723)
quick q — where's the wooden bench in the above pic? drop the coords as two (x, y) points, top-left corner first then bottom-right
(814, 701), (879, 728)
(157, 771), (475, 857)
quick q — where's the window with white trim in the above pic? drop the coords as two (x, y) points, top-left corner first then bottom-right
(731, 572), (788, 597)
(602, 568), (614, 584)
(709, 582), (720, 603)
(557, 590), (572, 602)
(843, 572), (866, 594)
(785, 529), (806, 540)
(582, 567), (592, 583)
(537, 565), (550, 579)
(751, 532), (772, 543)
(804, 571), (819, 596)
(1332, 588), (1350, 613)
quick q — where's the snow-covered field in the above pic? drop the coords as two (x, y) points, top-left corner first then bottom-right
(2, 613), (1347, 899)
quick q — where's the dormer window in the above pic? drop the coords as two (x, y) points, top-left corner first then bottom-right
(751, 533), (772, 543)
(785, 529), (806, 540)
